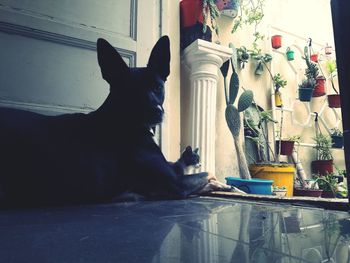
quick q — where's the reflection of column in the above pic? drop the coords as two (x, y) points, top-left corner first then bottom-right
(183, 40), (232, 174)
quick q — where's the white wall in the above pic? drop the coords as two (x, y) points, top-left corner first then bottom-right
(182, 0), (345, 181)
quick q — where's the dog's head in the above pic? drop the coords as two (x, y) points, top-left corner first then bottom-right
(97, 36), (170, 127)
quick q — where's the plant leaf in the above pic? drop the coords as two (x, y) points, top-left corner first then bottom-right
(229, 43), (238, 72)
(238, 90), (254, 112)
(229, 71), (239, 104)
(220, 60), (230, 78)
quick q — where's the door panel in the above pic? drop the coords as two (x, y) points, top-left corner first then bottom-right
(0, 0), (160, 115)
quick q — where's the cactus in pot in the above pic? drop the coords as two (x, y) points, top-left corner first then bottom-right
(221, 45), (253, 180)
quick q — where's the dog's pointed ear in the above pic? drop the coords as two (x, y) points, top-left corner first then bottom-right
(147, 36), (170, 81)
(97, 38), (129, 84)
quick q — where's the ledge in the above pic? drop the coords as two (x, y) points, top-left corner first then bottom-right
(203, 191), (349, 211)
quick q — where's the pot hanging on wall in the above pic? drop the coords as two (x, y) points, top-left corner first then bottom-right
(216, 0), (239, 18)
(331, 135), (344, 148)
(313, 76), (326, 97)
(286, 47), (294, 61)
(299, 88), (313, 102)
(327, 94), (341, 108)
(276, 140), (295, 155)
(310, 54), (318, 63)
(255, 61), (264, 75)
(271, 35), (282, 49)
(274, 90), (283, 107)
(311, 160), (334, 176)
(325, 44), (332, 55)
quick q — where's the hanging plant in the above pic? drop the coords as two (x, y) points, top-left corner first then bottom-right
(202, 0), (221, 36)
(232, 0), (266, 53)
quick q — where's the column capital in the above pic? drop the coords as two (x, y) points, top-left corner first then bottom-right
(183, 39), (233, 80)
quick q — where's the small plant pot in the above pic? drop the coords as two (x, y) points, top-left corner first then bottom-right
(331, 135), (344, 148)
(310, 54), (318, 62)
(180, 23), (212, 50)
(299, 88), (313, 102)
(325, 45), (332, 55)
(286, 48), (294, 61)
(271, 35), (282, 49)
(311, 160), (334, 176)
(276, 140), (295, 155)
(293, 188), (323, 197)
(321, 190), (335, 198)
(216, 0), (239, 18)
(274, 90), (283, 107)
(327, 94), (341, 108)
(249, 164), (295, 197)
(180, 0), (204, 28)
(313, 76), (326, 97)
(273, 189), (287, 197)
(225, 177), (273, 195)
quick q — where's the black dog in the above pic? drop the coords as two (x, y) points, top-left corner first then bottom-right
(0, 36), (209, 206)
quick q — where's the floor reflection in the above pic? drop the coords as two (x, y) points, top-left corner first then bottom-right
(0, 197), (350, 262)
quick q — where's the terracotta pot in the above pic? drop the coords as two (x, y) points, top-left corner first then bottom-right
(276, 140), (295, 156)
(321, 190), (335, 198)
(310, 54), (318, 62)
(180, 0), (204, 28)
(327, 94), (341, 108)
(313, 76), (326, 97)
(311, 160), (334, 176)
(271, 35), (282, 49)
(293, 188), (323, 197)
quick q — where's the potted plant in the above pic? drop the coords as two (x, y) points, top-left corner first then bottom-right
(286, 47), (294, 61)
(293, 179), (323, 197)
(299, 46), (319, 101)
(251, 52), (272, 76)
(244, 105), (296, 197)
(298, 78), (316, 102)
(276, 135), (301, 156)
(271, 35), (282, 49)
(311, 133), (333, 176)
(330, 128), (344, 148)
(313, 76), (326, 97)
(215, 0), (239, 17)
(326, 59), (341, 108)
(313, 172), (339, 198)
(180, 0), (220, 49)
(272, 73), (287, 107)
(220, 51), (253, 181)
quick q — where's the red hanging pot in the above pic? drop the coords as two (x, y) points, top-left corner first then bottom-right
(311, 160), (334, 176)
(271, 35), (282, 49)
(327, 94), (341, 108)
(310, 54), (318, 62)
(313, 76), (326, 97)
(180, 0), (204, 28)
(276, 140), (295, 156)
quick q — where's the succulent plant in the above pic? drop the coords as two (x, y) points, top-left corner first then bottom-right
(299, 78), (316, 89)
(220, 45), (253, 180)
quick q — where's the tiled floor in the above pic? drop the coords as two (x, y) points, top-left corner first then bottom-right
(1, 197), (350, 263)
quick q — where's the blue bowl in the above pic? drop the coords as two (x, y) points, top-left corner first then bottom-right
(225, 177), (273, 195)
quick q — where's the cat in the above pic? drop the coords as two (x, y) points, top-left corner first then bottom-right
(171, 146), (201, 175)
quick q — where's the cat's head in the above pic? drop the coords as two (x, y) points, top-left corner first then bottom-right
(182, 146), (201, 168)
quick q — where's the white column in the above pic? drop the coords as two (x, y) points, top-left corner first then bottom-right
(183, 40), (232, 174)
